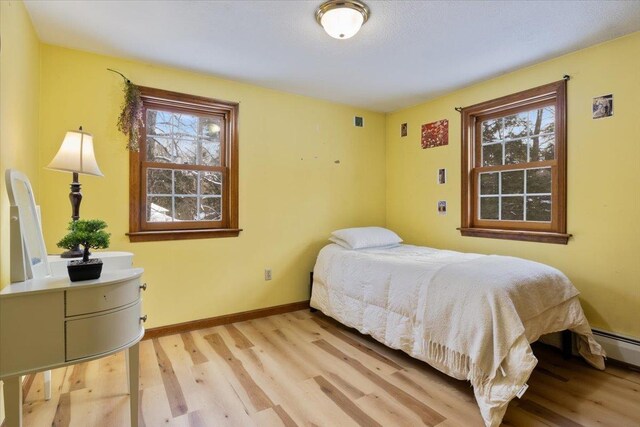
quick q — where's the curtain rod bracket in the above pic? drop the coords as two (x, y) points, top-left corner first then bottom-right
(563, 74), (570, 81)
(454, 107), (463, 113)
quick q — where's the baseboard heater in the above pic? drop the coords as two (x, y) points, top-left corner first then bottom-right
(539, 328), (640, 368)
(592, 328), (640, 367)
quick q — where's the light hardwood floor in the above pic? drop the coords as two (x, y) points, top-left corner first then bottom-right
(17, 310), (640, 426)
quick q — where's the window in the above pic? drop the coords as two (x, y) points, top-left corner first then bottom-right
(128, 87), (239, 242)
(460, 80), (569, 244)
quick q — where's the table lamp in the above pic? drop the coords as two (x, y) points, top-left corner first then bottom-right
(47, 126), (103, 258)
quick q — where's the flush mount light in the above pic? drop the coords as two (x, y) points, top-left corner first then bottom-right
(315, 0), (370, 40)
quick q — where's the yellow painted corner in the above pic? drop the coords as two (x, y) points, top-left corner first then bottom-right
(0, 0), (41, 289)
(386, 32), (640, 337)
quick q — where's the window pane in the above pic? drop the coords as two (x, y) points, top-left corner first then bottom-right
(480, 197), (499, 220)
(146, 137), (175, 163)
(200, 116), (222, 139)
(147, 168), (172, 195)
(146, 110), (172, 137)
(482, 143), (503, 166)
(175, 170), (197, 195)
(527, 195), (552, 221)
(504, 139), (528, 164)
(200, 171), (222, 195)
(172, 113), (198, 139)
(175, 139), (197, 165)
(200, 196), (222, 221)
(147, 196), (173, 222)
(502, 196), (524, 220)
(201, 139), (221, 166)
(501, 170), (524, 194)
(174, 196), (198, 221)
(530, 134), (555, 161)
(482, 119), (503, 143)
(480, 172), (499, 195)
(504, 112), (529, 140)
(530, 106), (555, 135)
(527, 168), (552, 194)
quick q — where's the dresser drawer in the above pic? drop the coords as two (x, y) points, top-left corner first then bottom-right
(66, 277), (140, 316)
(66, 301), (142, 361)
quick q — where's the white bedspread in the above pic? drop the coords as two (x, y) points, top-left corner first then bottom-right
(310, 244), (605, 427)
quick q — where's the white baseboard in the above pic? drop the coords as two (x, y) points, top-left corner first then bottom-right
(592, 328), (640, 367)
(539, 329), (640, 368)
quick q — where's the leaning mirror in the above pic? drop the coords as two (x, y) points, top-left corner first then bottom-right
(5, 169), (50, 282)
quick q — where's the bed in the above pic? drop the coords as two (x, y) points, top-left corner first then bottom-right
(310, 228), (605, 427)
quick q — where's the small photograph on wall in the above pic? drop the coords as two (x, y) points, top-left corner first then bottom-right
(401, 123), (408, 137)
(437, 168), (447, 185)
(421, 119), (449, 149)
(437, 200), (447, 215)
(592, 94), (613, 119)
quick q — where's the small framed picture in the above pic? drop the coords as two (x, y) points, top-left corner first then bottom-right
(437, 168), (446, 184)
(437, 200), (447, 215)
(593, 94), (613, 119)
(401, 123), (408, 137)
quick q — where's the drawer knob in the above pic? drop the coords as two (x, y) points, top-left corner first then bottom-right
(140, 315), (148, 323)
(140, 283), (147, 291)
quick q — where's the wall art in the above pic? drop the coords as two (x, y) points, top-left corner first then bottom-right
(592, 94), (613, 119)
(437, 168), (446, 185)
(437, 200), (447, 215)
(421, 119), (448, 149)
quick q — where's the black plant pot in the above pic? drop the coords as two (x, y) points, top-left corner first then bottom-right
(67, 258), (103, 282)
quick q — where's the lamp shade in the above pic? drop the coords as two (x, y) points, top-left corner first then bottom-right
(47, 130), (103, 176)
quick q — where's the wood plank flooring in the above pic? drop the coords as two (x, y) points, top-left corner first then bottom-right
(18, 310), (640, 426)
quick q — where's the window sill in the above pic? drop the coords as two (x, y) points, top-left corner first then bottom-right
(127, 228), (242, 242)
(458, 228), (571, 244)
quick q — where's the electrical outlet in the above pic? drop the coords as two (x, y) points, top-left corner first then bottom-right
(264, 269), (272, 281)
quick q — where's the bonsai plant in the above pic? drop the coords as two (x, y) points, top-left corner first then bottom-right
(57, 219), (111, 281)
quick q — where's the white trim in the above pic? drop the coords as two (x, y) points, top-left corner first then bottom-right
(539, 329), (640, 368)
(592, 328), (640, 367)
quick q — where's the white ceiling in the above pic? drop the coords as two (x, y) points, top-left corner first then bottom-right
(25, 1), (640, 112)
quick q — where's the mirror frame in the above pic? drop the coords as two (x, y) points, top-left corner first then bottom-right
(5, 169), (50, 282)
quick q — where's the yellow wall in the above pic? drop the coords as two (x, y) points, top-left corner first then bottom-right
(0, 0), (42, 419)
(386, 32), (640, 338)
(2, 0), (638, 340)
(37, 45), (387, 328)
(0, 0), (41, 289)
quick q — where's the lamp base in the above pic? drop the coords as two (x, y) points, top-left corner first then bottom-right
(60, 248), (84, 259)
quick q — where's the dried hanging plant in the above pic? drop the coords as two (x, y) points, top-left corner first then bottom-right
(108, 69), (143, 151)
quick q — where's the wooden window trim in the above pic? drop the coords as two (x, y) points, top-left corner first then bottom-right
(128, 86), (241, 242)
(460, 80), (569, 244)
(127, 228), (242, 242)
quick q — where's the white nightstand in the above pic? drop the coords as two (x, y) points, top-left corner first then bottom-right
(0, 267), (146, 427)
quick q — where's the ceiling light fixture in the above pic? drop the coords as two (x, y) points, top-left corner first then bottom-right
(315, 0), (370, 40)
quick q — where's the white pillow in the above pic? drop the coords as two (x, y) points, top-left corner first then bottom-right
(329, 236), (401, 250)
(330, 227), (403, 250)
